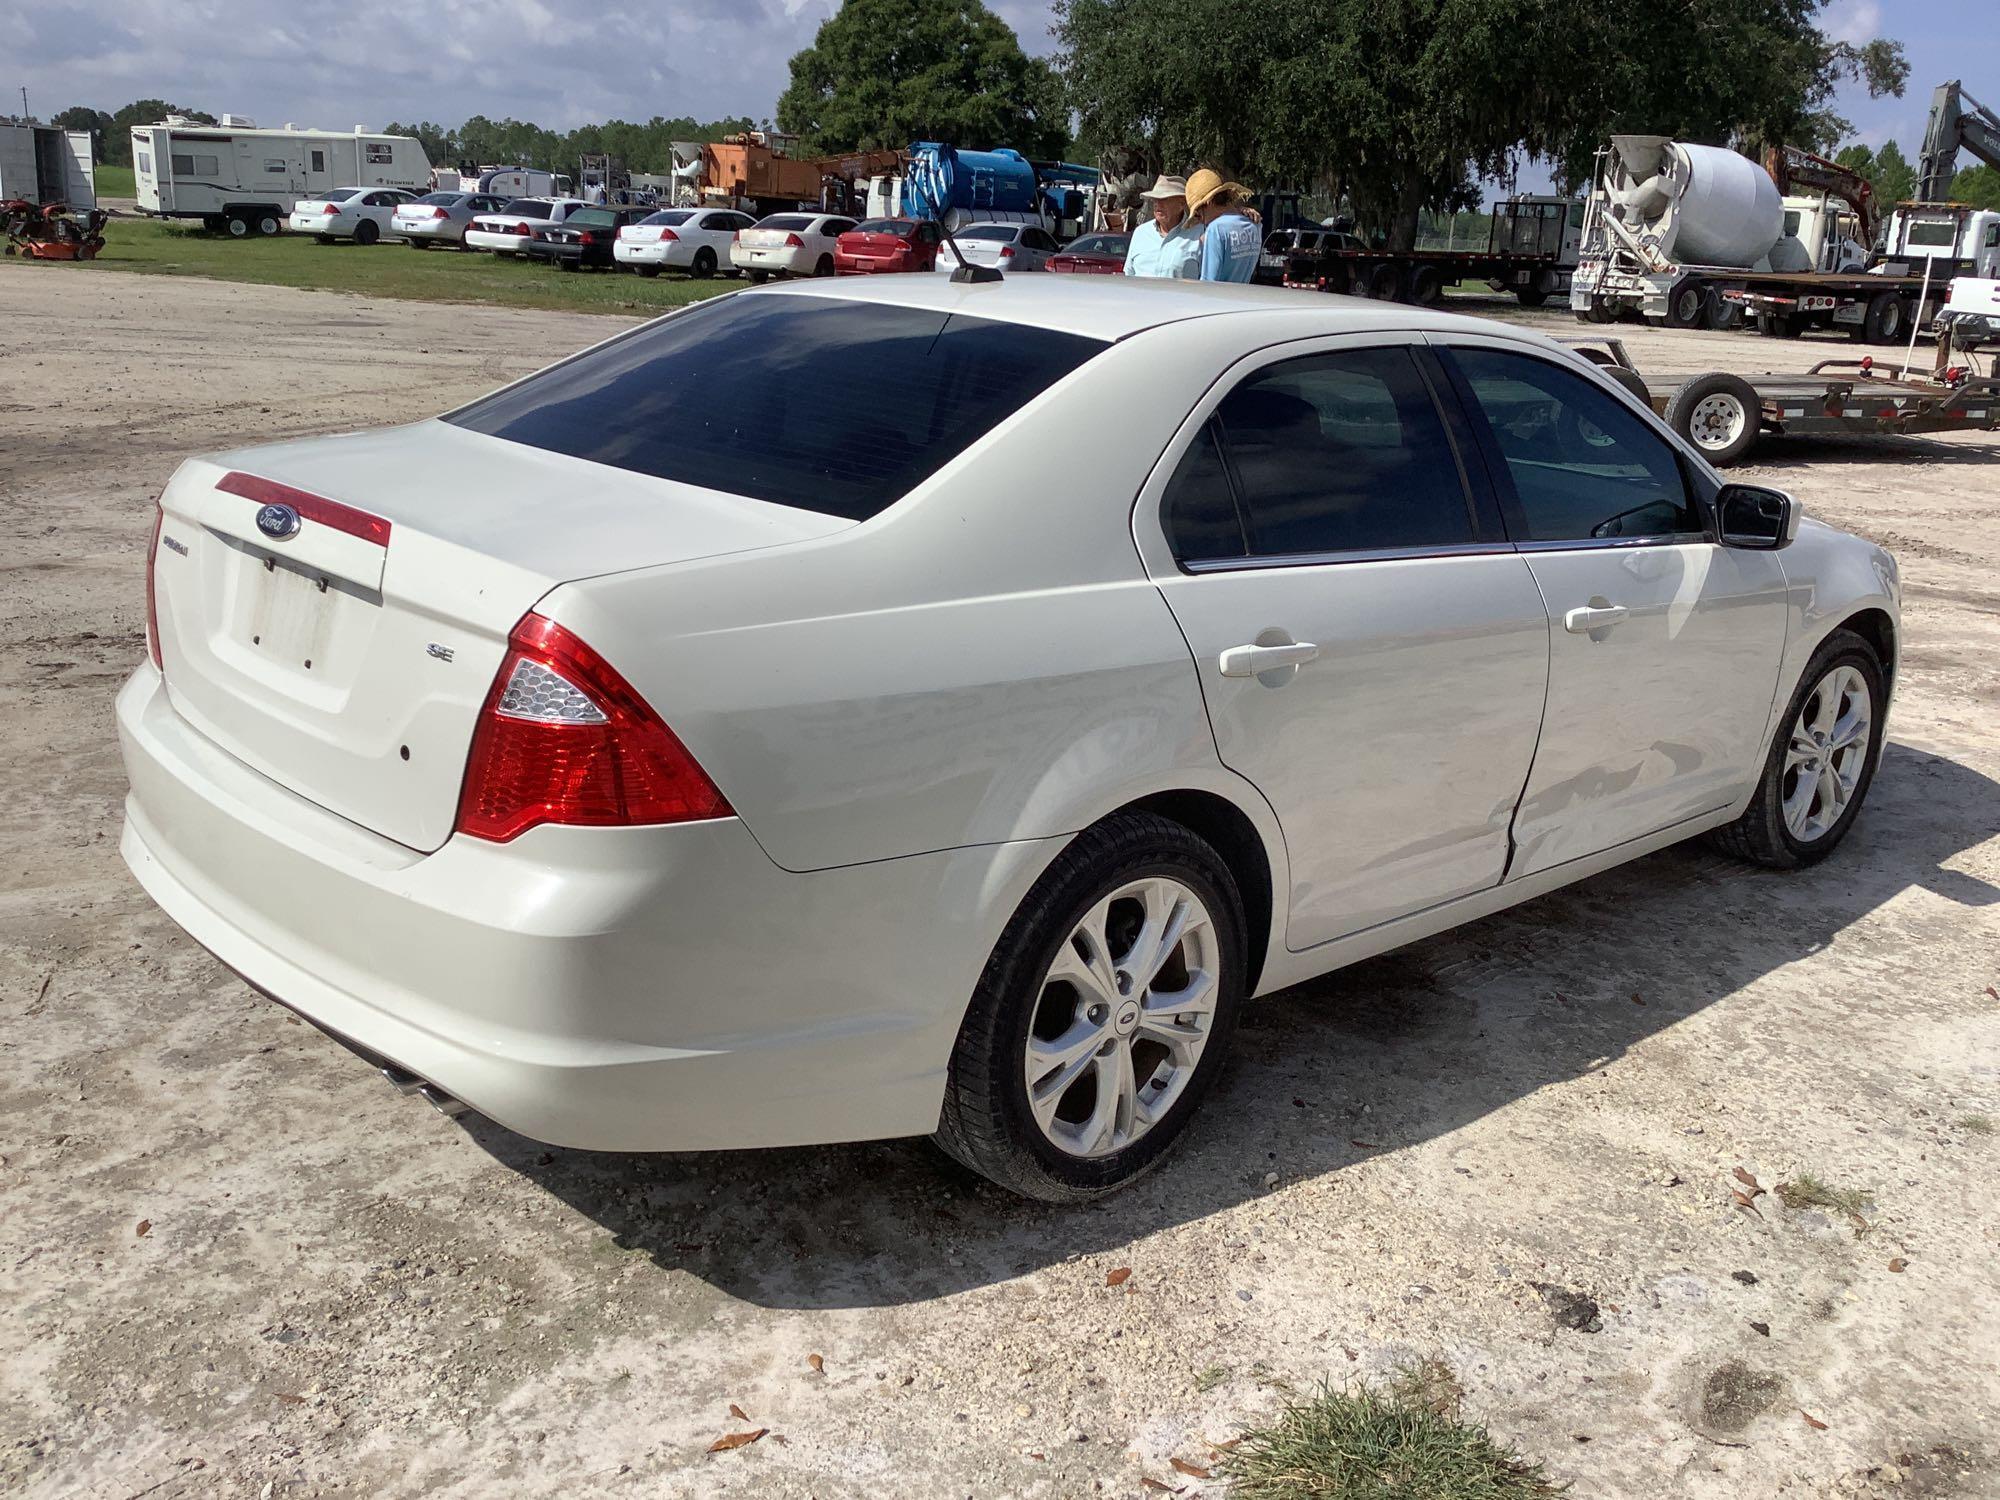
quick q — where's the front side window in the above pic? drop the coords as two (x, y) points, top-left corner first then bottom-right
(1166, 347), (1476, 562)
(446, 297), (1105, 522)
(1449, 348), (1700, 542)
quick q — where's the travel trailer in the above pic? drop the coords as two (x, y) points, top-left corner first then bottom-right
(131, 117), (430, 236)
(0, 122), (96, 209)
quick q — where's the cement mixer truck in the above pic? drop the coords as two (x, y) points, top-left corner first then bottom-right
(1570, 135), (1949, 342)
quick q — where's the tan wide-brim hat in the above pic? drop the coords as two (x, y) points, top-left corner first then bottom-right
(1185, 167), (1251, 212)
(1138, 174), (1189, 201)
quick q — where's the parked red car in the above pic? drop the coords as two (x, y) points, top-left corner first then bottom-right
(1047, 231), (1132, 275)
(834, 218), (944, 274)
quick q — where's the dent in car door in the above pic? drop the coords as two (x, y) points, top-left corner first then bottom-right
(1141, 340), (1551, 951)
(1438, 341), (1789, 875)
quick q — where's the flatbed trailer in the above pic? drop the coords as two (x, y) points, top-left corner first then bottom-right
(1568, 337), (2000, 466)
(1283, 195), (1582, 308)
(1718, 269), (1949, 343)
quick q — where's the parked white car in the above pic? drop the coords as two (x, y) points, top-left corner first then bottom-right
(123, 278), (1898, 1201)
(934, 222), (1062, 274)
(463, 198), (589, 257)
(391, 191), (511, 248)
(613, 207), (756, 277)
(288, 188), (418, 245)
(731, 213), (858, 281)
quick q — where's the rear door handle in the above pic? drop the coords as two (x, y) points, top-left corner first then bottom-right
(1563, 604), (1630, 634)
(1219, 641), (1321, 677)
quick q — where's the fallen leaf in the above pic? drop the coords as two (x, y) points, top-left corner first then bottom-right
(806, 1353), (824, 1375)
(1291, 1097), (1308, 1108)
(1986, 986), (1998, 1001)
(728, 1403), (749, 1421)
(1887, 1258), (1907, 1272)
(1106, 1267), (1133, 1287)
(1749, 1321), (1770, 1336)
(1732, 1167), (1764, 1196)
(274, 1393), (305, 1406)
(1630, 992), (1646, 1006)
(1731, 1190), (1764, 1218)
(1801, 1410), (1828, 1431)
(1170, 1457), (1213, 1478)
(1208, 1437), (1243, 1453)
(1350, 1139), (1380, 1149)
(1027, 1452), (1046, 1462)
(707, 1428), (768, 1453)
(1138, 1480), (1182, 1495)
(135, 1219), (152, 1238)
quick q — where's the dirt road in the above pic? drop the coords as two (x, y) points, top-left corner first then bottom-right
(3, 265), (1997, 1499)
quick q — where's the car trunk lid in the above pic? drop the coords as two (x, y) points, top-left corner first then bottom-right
(150, 420), (850, 853)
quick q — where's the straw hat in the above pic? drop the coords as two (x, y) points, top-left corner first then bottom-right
(1185, 167), (1250, 212)
(1138, 174), (1188, 201)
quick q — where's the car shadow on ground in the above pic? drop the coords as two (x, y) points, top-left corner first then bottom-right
(1752, 432), (2000, 468)
(462, 739), (1998, 1310)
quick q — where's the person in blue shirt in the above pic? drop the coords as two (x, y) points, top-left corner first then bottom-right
(1185, 168), (1262, 283)
(1121, 175), (1203, 279)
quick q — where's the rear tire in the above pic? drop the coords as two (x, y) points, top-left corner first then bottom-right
(934, 812), (1247, 1202)
(692, 247), (717, 278)
(225, 214), (250, 238)
(1665, 371), (1761, 467)
(1862, 291), (1908, 346)
(354, 220), (379, 246)
(315, 234), (336, 246)
(746, 269), (769, 284)
(1711, 630), (1885, 869)
(1663, 277), (1709, 329)
(635, 265), (661, 278)
(1409, 265), (1444, 306)
(1366, 261), (1401, 301)
(1516, 286), (1549, 308)
(815, 254), (834, 277)
(1756, 310), (1800, 339)
(254, 211), (280, 236)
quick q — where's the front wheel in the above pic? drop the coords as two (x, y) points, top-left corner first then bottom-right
(1712, 630), (1885, 868)
(934, 812), (1246, 1201)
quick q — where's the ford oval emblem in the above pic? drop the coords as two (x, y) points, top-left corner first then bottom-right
(256, 502), (301, 540)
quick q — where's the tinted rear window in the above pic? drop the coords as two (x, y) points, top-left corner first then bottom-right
(960, 224), (1019, 241)
(416, 192), (463, 205)
(446, 296), (1105, 522)
(758, 215), (814, 230)
(1064, 234), (1128, 256)
(500, 200), (552, 217)
(568, 208), (618, 227)
(642, 209), (694, 226)
(852, 219), (912, 236)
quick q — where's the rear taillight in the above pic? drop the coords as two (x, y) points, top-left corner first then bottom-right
(576, 230), (595, 246)
(783, 232), (805, 248)
(324, 203), (340, 216)
(657, 228), (679, 241)
(428, 207), (447, 219)
(1000, 245), (1015, 258)
(455, 613), (731, 843)
(514, 222), (534, 235)
(145, 501), (164, 670)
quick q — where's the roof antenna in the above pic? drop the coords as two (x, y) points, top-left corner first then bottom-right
(941, 218), (1002, 283)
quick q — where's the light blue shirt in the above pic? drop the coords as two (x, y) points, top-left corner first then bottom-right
(1200, 213), (1262, 282)
(1122, 218), (1203, 279)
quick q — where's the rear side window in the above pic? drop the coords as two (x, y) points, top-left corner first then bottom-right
(1166, 347), (1475, 562)
(446, 297), (1105, 521)
(1448, 348), (1700, 542)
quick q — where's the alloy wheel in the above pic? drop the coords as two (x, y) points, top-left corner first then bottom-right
(1024, 877), (1220, 1159)
(1782, 664), (1872, 842)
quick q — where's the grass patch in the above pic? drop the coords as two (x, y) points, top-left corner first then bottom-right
(94, 164), (135, 198)
(1195, 1363), (1230, 1393)
(1777, 1173), (1875, 1235)
(74, 213), (739, 317)
(1959, 1114), (1994, 1136)
(1223, 1369), (1560, 1499)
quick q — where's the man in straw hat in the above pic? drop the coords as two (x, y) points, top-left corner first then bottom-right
(1185, 167), (1262, 283)
(1121, 174), (1203, 279)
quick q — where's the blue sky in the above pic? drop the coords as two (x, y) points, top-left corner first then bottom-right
(4, 0), (1987, 190)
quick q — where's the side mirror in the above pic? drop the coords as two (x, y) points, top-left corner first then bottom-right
(1717, 483), (1800, 550)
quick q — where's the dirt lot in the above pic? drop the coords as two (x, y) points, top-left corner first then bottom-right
(2, 264), (1998, 1500)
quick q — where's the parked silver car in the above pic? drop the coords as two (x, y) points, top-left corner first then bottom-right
(391, 191), (512, 248)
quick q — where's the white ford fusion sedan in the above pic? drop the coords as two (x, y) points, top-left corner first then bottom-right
(120, 277), (1899, 1200)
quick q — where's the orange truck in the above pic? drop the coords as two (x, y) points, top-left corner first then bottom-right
(677, 133), (903, 215)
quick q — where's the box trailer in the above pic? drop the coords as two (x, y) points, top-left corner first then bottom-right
(131, 117), (430, 236)
(0, 124), (95, 210)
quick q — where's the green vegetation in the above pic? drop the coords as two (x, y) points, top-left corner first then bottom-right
(77, 215), (739, 316)
(1958, 1115), (1994, 1136)
(1777, 1172), (1875, 1234)
(1195, 1363), (1230, 1393)
(94, 164), (135, 199)
(1222, 1367), (1560, 1499)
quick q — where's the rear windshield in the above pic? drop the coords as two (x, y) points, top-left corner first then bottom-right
(1064, 234), (1128, 256)
(567, 208), (619, 227)
(1905, 220), (1956, 247)
(852, 219), (913, 236)
(757, 215), (814, 230)
(499, 199), (551, 217)
(416, 192), (463, 205)
(446, 296), (1105, 521)
(959, 224), (1019, 241)
(642, 209), (694, 226)
(322, 188), (363, 202)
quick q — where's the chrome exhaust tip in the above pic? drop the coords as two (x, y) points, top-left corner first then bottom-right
(419, 1084), (470, 1118)
(379, 1064), (427, 1097)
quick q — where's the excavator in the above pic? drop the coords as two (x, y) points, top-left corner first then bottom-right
(1916, 80), (2000, 203)
(1763, 143), (1877, 252)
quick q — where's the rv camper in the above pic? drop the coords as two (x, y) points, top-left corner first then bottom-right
(131, 117), (430, 236)
(0, 123), (95, 210)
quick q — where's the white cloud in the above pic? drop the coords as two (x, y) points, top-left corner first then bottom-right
(1821, 0), (1883, 47)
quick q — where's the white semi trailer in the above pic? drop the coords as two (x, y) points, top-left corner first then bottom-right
(0, 123), (96, 209)
(131, 117), (430, 237)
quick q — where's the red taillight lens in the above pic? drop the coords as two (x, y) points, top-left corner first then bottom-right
(783, 232), (805, 248)
(657, 227), (679, 241)
(576, 230), (595, 246)
(145, 501), (164, 670)
(429, 207), (447, 219)
(514, 222), (533, 235)
(1000, 245), (1015, 258)
(324, 203), (340, 216)
(455, 613), (731, 843)
(216, 471), (392, 546)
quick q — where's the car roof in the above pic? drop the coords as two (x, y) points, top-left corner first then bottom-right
(745, 273), (1561, 346)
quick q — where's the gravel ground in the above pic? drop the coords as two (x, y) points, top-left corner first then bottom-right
(2, 264), (1998, 1500)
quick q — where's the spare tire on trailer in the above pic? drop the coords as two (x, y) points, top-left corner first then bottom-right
(1665, 371), (1761, 467)
(1862, 290), (1909, 346)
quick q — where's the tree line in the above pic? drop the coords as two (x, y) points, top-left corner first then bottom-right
(51, 0), (1998, 234)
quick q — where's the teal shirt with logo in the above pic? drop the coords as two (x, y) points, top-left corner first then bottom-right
(1200, 213), (1263, 282)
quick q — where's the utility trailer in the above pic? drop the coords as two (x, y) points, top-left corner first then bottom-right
(1569, 336), (2000, 466)
(1284, 196), (1583, 307)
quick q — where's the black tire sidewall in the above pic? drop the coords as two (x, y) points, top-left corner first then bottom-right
(945, 817), (1246, 1198)
(1751, 634), (1887, 865)
(1667, 373), (1760, 466)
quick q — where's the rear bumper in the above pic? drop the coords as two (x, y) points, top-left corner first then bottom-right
(464, 230), (528, 253)
(117, 664), (1056, 1152)
(394, 220), (459, 243)
(731, 246), (813, 275)
(613, 241), (687, 267)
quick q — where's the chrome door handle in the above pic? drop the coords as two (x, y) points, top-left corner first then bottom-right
(1563, 604), (1630, 634)
(1219, 641), (1321, 677)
